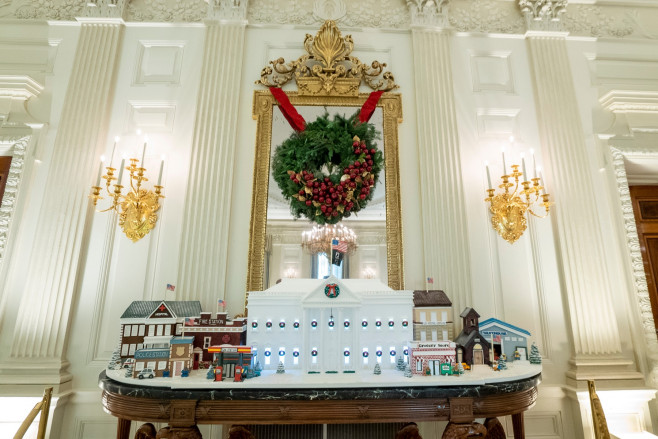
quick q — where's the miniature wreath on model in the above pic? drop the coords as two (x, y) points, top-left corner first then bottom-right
(271, 111), (384, 225)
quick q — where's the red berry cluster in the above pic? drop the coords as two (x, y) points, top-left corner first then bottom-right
(289, 137), (377, 222)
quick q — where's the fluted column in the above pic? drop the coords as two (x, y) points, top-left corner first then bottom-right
(526, 32), (640, 381)
(0, 18), (123, 384)
(176, 1), (247, 311)
(408, 0), (473, 316)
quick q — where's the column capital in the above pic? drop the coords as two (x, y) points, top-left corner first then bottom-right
(205, 0), (248, 23)
(81, 0), (127, 20)
(519, 0), (567, 32)
(407, 0), (450, 29)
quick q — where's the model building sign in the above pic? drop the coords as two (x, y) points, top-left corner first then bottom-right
(107, 278), (540, 385)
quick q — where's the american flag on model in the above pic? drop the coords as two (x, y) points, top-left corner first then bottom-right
(332, 239), (348, 253)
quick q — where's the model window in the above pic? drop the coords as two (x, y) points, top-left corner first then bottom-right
(165, 325), (171, 336)
(131, 325), (138, 336)
(156, 325), (163, 336)
(129, 344), (136, 355)
(420, 331), (426, 341)
(176, 324), (182, 335)
(442, 330), (448, 341)
(137, 343), (143, 351)
(121, 344), (129, 356)
(123, 325), (130, 336)
(416, 359), (422, 371)
(430, 312), (437, 322)
(158, 361), (167, 370)
(441, 311), (447, 322)
(419, 311), (426, 321)
(136, 362), (144, 370)
(431, 330), (437, 341)
(203, 337), (211, 349)
(138, 325), (145, 336)
(148, 325), (155, 336)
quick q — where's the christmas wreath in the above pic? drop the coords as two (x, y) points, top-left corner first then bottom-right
(271, 112), (384, 225)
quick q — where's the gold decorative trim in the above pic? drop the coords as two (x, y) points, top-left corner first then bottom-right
(246, 91), (404, 306)
(255, 20), (398, 97)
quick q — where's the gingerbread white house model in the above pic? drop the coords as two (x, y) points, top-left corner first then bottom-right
(247, 277), (414, 373)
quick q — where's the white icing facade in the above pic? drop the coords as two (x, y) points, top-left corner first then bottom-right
(247, 277), (413, 372)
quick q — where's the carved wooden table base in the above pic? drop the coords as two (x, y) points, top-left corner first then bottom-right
(100, 371), (539, 439)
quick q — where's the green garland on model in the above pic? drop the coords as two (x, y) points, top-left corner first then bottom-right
(271, 112), (384, 225)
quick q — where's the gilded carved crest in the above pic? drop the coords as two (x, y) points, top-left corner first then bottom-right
(256, 20), (399, 96)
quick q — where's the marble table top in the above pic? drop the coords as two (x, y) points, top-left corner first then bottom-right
(99, 369), (541, 401)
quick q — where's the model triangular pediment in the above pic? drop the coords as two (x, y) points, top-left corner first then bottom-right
(301, 276), (361, 306)
(148, 301), (175, 319)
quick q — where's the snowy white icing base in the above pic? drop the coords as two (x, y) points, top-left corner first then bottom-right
(105, 362), (541, 389)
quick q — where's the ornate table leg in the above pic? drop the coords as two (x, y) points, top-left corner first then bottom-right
(484, 418), (506, 439)
(441, 422), (487, 438)
(395, 422), (423, 439)
(512, 412), (525, 439)
(155, 425), (202, 438)
(228, 425), (256, 439)
(117, 418), (131, 439)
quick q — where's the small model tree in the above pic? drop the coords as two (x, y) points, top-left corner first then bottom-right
(276, 361), (285, 374)
(206, 367), (215, 380)
(404, 364), (413, 378)
(245, 368), (255, 379)
(498, 355), (507, 370)
(396, 356), (405, 371)
(254, 361), (262, 377)
(457, 362), (465, 375)
(373, 363), (382, 375)
(108, 347), (121, 370)
(124, 363), (134, 378)
(529, 343), (542, 364)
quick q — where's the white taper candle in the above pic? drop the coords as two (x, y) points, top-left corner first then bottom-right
(501, 148), (507, 176)
(157, 157), (164, 186)
(95, 156), (105, 186)
(117, 158), (126, 185)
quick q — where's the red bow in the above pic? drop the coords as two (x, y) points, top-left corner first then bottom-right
(269, 88), (385, 132)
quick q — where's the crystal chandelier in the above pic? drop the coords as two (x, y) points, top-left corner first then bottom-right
(484, 144), (551, 244)
(301, 224), (357, 256)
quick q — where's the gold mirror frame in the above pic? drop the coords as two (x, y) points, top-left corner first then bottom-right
(245, 21), (404, 305)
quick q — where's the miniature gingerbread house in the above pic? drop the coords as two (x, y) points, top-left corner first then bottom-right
(454, 307), (491, 366)
(246, 276), (414, 372)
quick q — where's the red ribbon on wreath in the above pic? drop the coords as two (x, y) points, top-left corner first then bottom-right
(358, 90), (384, 124)
(269, 87), (385, 131)
(269, 87), (306, 132)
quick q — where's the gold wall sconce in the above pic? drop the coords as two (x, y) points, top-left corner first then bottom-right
(89, 136), (164, 242)
(484, 141), (551, 244)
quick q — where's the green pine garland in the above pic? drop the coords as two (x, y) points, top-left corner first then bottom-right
(271, 112), (383, 225)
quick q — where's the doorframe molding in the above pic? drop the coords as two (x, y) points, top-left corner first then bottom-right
(610, 146), (658, 386)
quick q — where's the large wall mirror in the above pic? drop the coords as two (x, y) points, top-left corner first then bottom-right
(244, 21), (404, 305)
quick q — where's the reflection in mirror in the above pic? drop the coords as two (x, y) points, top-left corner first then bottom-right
(247, 91), (403, 296)
(264, 106), (386, 288)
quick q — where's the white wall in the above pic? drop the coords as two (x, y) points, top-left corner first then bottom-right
(0, 3), (658, 438)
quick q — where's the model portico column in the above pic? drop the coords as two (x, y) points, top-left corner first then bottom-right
(521, 0), (640, 382)
(0, 1), (124, 385)
(407, 0), (473, 316)
(176, 0), (248, 311)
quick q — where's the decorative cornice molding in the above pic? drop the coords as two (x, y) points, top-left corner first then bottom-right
(0, 136), (30, 269)
(519, 0), (567, 31)
(610, 146), (658, 387)
(2, 0), (658, 39)
(407, 0), (449, 28)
